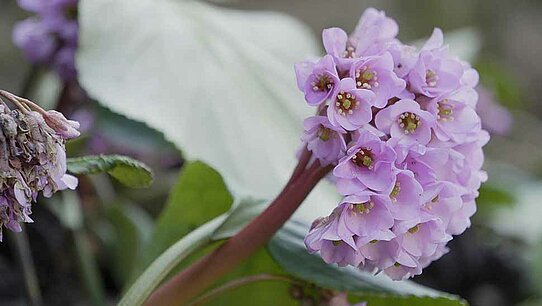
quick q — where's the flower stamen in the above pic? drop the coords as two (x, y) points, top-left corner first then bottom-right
(425, 69), (439, 87)
(311, 75), (334, 93)
(408, 224), (420, 234)
(390, 182), (401, 202)
(437, 99), (454, 122)
(355, 66), (379, 89)
(352, 201), (374, 214)
(397, 112), (421, 134)
(335, 92), (359, 116)
(351, 147), (374, 169)
(318, 126), (332, 141)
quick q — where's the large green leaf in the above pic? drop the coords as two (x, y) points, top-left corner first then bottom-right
(67, 155), (153, 188)
(268, 219), (467, 305)
(77, 0), (339, 222)
(141, 161), (233, 270)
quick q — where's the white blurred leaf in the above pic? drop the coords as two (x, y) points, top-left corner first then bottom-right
(77, 0), (338, 220)
(444, 28), (482, 62)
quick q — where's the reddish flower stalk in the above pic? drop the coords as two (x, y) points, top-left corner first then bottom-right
(145, 150), (332, 306)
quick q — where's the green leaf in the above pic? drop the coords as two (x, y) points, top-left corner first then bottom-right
(212, 198), (267, 241)
(73, 229), (107, 306)
(140, 161), (233, 270)
(268, 219), (467, 305)
(53, 191), (106, 306)
(201, 249), (297, 306)
(48, 190), (83, 230)
(359, 294), (468, 306)
(120, 196), (267, 306)
(477, 184), (515, 206)
(118, 215), (228, 306)
(106, 203), (154, 286)
(67, 155), (153, 188)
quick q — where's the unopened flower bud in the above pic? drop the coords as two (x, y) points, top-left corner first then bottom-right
(43, 110), (81, 139)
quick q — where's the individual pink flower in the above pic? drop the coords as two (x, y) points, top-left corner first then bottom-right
(301, 116), (347, 166)
(322, 9), (397, 70)
(393, 215), (451, 259)
(295, 55), (340, 106)
(349, 52), (406, 108)
(375, 99), (436, 144)
(408, 29), (464, 98)
(385, 170), (423, 221)
(305, 209), (363, 267)
(426, 87), (481, 143)
(387, 42), (418, 79)
(350, 8), (398, 56)
(334, 129), (396, 192)
(337, 191), (395, 246)
(327, 78), (375, 131)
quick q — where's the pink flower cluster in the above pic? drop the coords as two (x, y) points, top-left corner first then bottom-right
(296, 8), (488, 280)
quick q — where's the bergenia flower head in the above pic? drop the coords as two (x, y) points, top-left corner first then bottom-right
(0, 90), (79, 240)
(296, 8), (489, 280)
(13, 0), (79, 81)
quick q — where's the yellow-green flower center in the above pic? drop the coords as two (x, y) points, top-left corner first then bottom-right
(426, 69), (439, 87)
(353, 201), (374, 214)
(335, 92), (358, 116)
(397, 112), (421, 134)
(318, 126), (332, 141)
(408, 224), (420, 234)
(355, 66), (379, 90)
(390, 182), (401, 202)
(332, 240), (343, 246)
(311, 75), (334, 93)
(351, 147), (374, 169)
(343, 45), (356, 58)
(437, 99), (455, 121)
